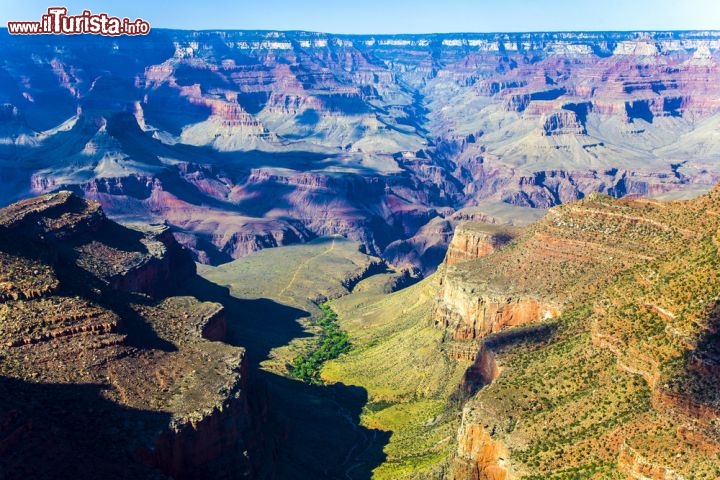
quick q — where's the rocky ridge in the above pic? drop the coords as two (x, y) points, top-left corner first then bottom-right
(432, 189), (720, 478)
(0, 192), (263, 479)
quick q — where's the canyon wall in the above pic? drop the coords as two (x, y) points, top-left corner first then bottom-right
(436, 188), (720, 479)
(451, 408), (511, 480)
(1, 30), (719, 274)
(444, 223), (517, 266)
(0, 192), (266, 479)
(434, 274), (558, 342)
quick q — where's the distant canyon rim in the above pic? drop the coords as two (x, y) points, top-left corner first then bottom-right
(1, 29), (719, 274)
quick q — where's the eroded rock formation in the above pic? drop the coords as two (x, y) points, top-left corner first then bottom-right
(0, 192), (263, 479)
(451, 408), (511, 480)
(434, 276), (557, 342)
(444, 223), (517, 266)
(1, 30), (719, 274)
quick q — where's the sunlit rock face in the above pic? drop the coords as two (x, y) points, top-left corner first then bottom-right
(437, 186), (720, 480)
(1, 30), (719, 273)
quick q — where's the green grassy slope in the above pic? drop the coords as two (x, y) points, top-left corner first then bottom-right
(196, 236), (393, 479)
(323, 275), (468, 479)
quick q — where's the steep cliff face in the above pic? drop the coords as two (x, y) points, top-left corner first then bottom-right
(434, 273), (558, 341)
(444, 223), (517, 266)
(139, 347), (254, 480)
(437, 188), (720, 479)
(452, 418), (510, 480)
(0, 192), (265, 479)
(433, 220), (546, 342)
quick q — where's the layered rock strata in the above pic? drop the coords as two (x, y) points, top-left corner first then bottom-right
(2, 31), (719, 274)
(0, 192), (261, 479)
(436, 191), (720, 478)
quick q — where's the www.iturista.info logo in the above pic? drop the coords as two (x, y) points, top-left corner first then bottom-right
(7, 7), (150, 35)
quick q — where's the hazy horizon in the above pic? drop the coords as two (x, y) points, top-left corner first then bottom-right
(5, 27), (720, 36)
(2, 0), (719, 35)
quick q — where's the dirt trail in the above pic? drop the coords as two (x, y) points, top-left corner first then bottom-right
(279, 239), (336, 299)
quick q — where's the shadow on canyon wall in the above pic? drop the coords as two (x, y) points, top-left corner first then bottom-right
(189, 276), (391, 480)
(0, 377), (171, 480)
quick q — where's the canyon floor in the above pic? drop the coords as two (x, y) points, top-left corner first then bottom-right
(195, 236), (467, 478)
(197, 238), (394, 478)
(200, 234), (473, 477)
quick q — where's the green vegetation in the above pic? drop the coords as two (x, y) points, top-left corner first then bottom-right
(198, 188), (720, 478)
(292, 303), (350, 383)
(198, 239), (393, 478)
(322, 276), (469, 479)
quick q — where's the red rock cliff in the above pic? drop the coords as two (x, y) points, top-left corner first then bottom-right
(451, 408), (512, 480)
(445, 222), (517, 266)
(434, 271), (559, 342)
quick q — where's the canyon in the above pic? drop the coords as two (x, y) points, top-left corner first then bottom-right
(2, 27), (720, 480)
(3, 170), (720, 478)
(1, 30), (719, 275)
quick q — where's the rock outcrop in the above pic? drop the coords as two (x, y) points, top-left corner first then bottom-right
(434, 193), (684, 346)
(0, 192), (264, 479)
(434, 274), (558, 342)
(444, 223), (517, 266)
(460, 344), (500, 395)
(451, 408), (511, 480)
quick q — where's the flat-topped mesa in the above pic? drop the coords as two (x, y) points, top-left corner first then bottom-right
(540, 110), (587, 136)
